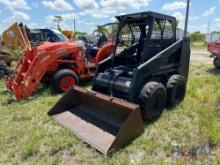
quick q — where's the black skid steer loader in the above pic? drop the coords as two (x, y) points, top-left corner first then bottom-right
(48, 11), (191, 154)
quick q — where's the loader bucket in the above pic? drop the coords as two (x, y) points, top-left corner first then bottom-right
(1, 23), (31, 59)
(48, 86), (144, 154)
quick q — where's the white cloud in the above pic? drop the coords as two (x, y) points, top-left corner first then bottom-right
(173, 12), (184, 21)
(60, 13), (79, 21)
(45, 16), (55, 25)
(110, 13), (126, 22)
(111, 17), (117, 22)
(42, 0), (73, 11)
(118, 13), (127, 16)
(0, 10), (29, 33)
(2, 11), (31, 25)
(77, 19), (95, 28)
(189, 24), (207, 33)
(189, 23), (220, 33)
(10, 11), (31, 21)
(0, 0), (31, 10)
(100, 0), (151, 9)
(28, 22), (38, 28)
(32, 2), (39, 8)
(83, 22), (95, 26)
(75, 0), (150, 20)
(74, 0), (99, 9)
(190, 16), (199, 21)
(80, 7), (117, 19)
(78, 0), (144, 20)
(202, 7), (216, 17)
(45, 12), (79, 29)
(162, 1), (186, 11)
(214, 18), (220, 22)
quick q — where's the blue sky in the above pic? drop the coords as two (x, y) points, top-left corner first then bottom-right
(0, 0), (219, 34)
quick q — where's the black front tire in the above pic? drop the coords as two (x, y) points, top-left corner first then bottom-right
(166, 75), (186, 107)
(52, 69), (79, 93)
(139, 82), (166, 121)
(213, 57), (220, 69)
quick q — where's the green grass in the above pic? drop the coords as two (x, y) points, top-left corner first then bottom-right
(0, 61), (220, 164)
(191, 42), (207, 51)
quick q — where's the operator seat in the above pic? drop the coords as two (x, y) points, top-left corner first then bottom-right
(85, 44), (99, 57)
(140, 38), (161, 63)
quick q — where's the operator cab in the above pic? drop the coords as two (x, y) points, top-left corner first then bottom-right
(115, 12), (176, 66)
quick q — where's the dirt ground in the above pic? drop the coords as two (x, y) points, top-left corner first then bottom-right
(191, 51), (213, 64)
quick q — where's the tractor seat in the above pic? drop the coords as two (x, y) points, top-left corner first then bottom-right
(140, 38), (161, 63)
(85, 46), (99, 57)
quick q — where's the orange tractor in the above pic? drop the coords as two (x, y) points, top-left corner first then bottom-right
(3, 23), (114, 100)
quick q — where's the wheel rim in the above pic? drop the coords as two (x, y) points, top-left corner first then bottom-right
(59, 76), (76, 92)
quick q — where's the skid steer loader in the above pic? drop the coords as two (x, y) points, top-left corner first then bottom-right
(48, 11), (191, 154)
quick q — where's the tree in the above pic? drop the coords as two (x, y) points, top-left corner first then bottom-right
(176, 19), (179, 28)
(75, 31), (87, 36)
(96, 26), (108, 34)
(189, 31), (205, 42)
(211, 31), (220, 34)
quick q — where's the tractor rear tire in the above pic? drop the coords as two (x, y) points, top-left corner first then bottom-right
(166, 75), (186, 107)
(139, 82), (166, 121)
(213, 57), (220, 69)
(52, 69), (79, 93)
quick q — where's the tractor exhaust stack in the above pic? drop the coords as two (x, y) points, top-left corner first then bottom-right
(48, 86), (144, 154)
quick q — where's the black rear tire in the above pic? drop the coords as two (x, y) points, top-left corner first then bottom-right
(52, 69), (79, 93)
(166, 75), (186, 107)
(139, 82), (166, 121)
(213, 56), (220, 69)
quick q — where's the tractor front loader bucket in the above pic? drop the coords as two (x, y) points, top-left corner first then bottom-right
(1, 23), (31, 59)
(48, 86), (144, 154)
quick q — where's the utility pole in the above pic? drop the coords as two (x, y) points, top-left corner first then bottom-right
(73, 19), (76, 38)
(53, 16), (62, 31)
(74, 19), (76, 33)
(207, 0), (210, 33)
(184, 0), (190, 37)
